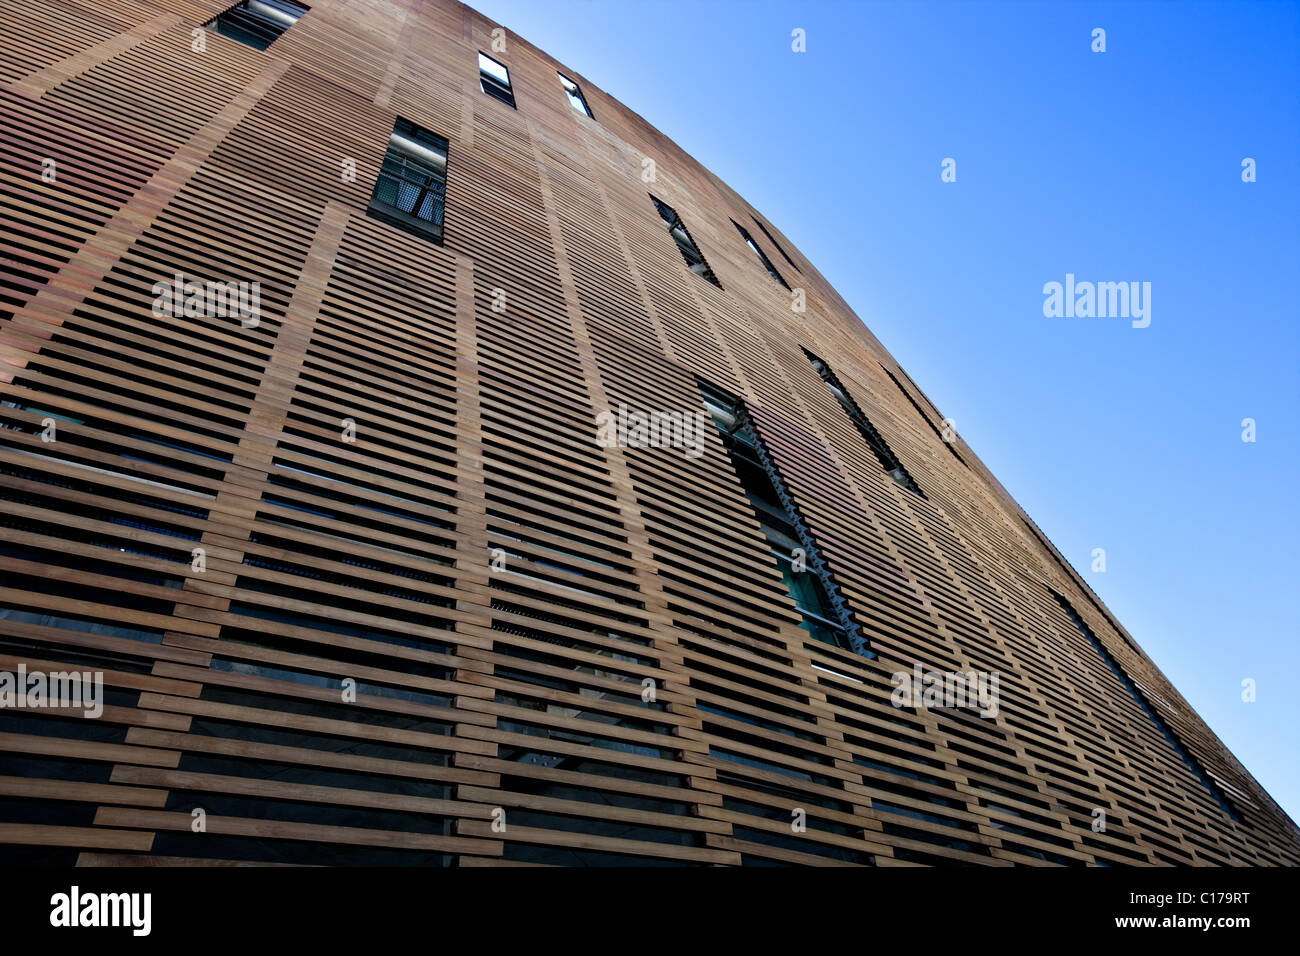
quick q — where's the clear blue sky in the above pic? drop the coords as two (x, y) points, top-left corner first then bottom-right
(470, 0), (1300, 825)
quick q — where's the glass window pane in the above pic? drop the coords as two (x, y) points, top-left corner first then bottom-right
(478, 53), (511, 85)
(368, 117), (449, 243)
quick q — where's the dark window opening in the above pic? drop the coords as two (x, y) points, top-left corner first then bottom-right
(732, 220), (789, 289)
(750, 215), (800, 273)
(804, 350), (924, 499)
(478, 52), (516, 108)
(651, 195), (721, 287)
(558, 72), (593, 118)
(1051, 588), (1239, 823)
(206, 0), (308, 51)
(697, 379), (869, 657)
(880, 364), (967, 468)
(1023, 516), (1142, 658)
(367, 118), (448, 244)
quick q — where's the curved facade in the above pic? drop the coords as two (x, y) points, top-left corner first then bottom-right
(0, 0), (1295, 866)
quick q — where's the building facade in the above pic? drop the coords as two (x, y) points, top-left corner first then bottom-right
(0, 0), (1295, 866)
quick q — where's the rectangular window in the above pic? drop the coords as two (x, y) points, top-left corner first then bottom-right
(558, 72), (593, 118)
(206, 0), (308, 50)
(698, 380), (868, 656)
(751, 215), (800, 273)
(651, 195), (721, 287)
(732, 220), (789, 289)
(478, 52), (516, 108)
(367, 118), (449, 244)
(804, 350), (924, 498)
(1020, 515), (1143, 657)
(1050, 588), (1239, 822)
(880, 364), (967, 468)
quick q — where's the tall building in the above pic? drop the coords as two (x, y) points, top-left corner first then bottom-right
(0, 0), (1294, 867)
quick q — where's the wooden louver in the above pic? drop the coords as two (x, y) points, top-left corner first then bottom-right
(0, 0), (1296, 867)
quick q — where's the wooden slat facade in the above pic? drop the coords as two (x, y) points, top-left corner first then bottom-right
(0, 0), (1295, 866)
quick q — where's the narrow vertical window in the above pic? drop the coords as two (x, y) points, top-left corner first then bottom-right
(558, 72), (593, 118)
(732, 220), (789, 288)
(478, 52), (516, 108)
(699, 380), (870, 657)
(880, 364), (967, 468)
(1050, 588), (1238, 822)
(804, 350), (924, 498)
(206, 0), (308, 50)
(1020, 516), (1143, 658)
(651, 195), (720, 287)
(367, 118), (449, 244)
(750, 215), (800, 273)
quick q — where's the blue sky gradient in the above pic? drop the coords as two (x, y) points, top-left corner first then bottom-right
(470, 0), (1300, 823)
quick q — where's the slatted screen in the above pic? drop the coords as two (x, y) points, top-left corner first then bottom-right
(0, 0), (1296, 866)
